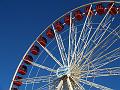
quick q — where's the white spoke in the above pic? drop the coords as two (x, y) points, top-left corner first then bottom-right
(82, 47), (120, 70)
(89, 38), (117, 65)
(68, 12), (73, 67)
(81, 67), (120, 78)
(93, 18), (113, 44)
(76, 25), (92, 66)
(23, 58), (57, 73)
(80, 24), (120, 69)
(95, 57), (120, 69)
(93, 47), (120, 69)
(70, 77), (85, 90)
(52, 24), (67, 66)
(77, 19), (93, 62)
(15, 75), (56, 84)
(102, 15), (112, 28)
(104, 26), (120, 39)
(82, 3), (114, 55)
(32, 62), (57, 73)
(71, 4), (93, 66)
(37, 42), (63, 67)
(87, 3), (114, 44)
(82, 30), (117, 67)
(36, 79), (55, 90)
(56, 80), (63, 90)
(67, 77), (73, 90)
(68, 12), (78, 67)
(69, 25), (78, 66)
(79, 79), (113, 90)
(76, 83), (85, 90)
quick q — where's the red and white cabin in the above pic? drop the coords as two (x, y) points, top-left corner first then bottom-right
(18, 65), (27, 75)
(13, 76), (22, 86)
(96, 3), (106, 15)
(64, 15), (71, 25)
(30, 45), (40, 55)
(24, 55), (33, 65)
(54, 21), (64, 32)
(37, 35), (47, 47)
(74, 10), (83, 20)
(46, 28), (55, 38)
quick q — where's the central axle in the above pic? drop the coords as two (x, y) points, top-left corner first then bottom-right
(56, 66), (70, 78)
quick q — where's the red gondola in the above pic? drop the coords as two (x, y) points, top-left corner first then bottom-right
(64, 15), (71, 25)
(74, 10), (83, 20)
(24, 55), (33, 65)
(18, 65), (27, 75)
(96, 3), (106, 15)
(30, 45), (40, 55)
(85, 6), (94, 16)
(108, 3), (117, 15)
(54, 21), (64, 32)
(37, 36), (47, 47)
(46, 28), (55, 38)
(13, 76), (22, 86)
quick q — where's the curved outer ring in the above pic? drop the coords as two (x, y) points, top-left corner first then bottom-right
(9, 1), (120, 89)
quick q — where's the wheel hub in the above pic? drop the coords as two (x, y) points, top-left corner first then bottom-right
(56, 66), (70, 78)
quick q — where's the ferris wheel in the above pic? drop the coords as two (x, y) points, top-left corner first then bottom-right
(10, 1), (120, 90)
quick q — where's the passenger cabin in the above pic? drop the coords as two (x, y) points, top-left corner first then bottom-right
(24, 55), (33, 65)
(13, 76), (22, 86)
(37, 36), (47, 47)
(54, 21), (64, 32)
(64, 15), (70, 25)
(46, 28), (55, 38)
(18, 65), (27, 75)
(30, 45), (40, 55)
(74, 10), (83, 20)
(96, 3), (106, 15)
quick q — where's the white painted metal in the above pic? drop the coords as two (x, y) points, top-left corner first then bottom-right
(67, 77), (73, 90)
(56, 80), (63, 90)
(52, 24), (67, 66)
(38, 42), (63, 67)
(10, 1), (120, 90)
(79, 79), (113, 90)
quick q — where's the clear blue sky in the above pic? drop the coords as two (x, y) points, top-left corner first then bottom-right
(0, 0), (120, 90)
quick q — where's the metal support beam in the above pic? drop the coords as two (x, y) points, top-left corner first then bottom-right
(56, 80), (63, 90)
(67, 77), (73, 90)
